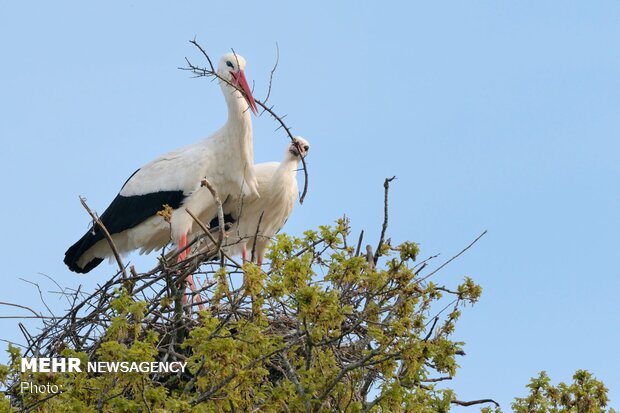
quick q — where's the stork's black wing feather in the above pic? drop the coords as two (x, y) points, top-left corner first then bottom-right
(64, 190), (186, 273)
(208, 213), (236, 231)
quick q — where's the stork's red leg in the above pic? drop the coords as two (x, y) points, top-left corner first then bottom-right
(242, 246), (248, 263)
(177, 233), (190, 307)
(178, 233), (188, 261)
(178, 233), (205, 311)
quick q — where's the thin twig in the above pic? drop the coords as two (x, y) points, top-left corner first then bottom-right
(189, 37), (215, 72)
(263, 42), (279, 104)
(185, 209), (243, 269)
(419, 230), (488, 283)
(19, 278), (55, 317)
(355, 230), (364, 257)
(0, 339), (26, 349)
(250, 211), (264, 263)
(79, 197), (128, 280)
(200, 179), (225, 253)
(0, 301), (41, 318)
(423, 316), (439, 341)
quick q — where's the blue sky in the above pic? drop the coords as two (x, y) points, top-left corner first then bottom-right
(1, 1), (619, 409)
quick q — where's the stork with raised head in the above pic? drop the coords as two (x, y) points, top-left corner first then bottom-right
(64, 53), (259, 296)
(220, 136), (310, 265)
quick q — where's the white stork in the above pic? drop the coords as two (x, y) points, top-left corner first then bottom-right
(218, 136), (310, 265)
(64, 53), (259, 287)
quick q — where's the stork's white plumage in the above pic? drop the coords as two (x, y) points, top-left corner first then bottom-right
(221, 136), (310, 265)
(64, 52), (259, 275)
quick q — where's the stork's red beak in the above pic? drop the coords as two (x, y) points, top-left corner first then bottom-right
(231, 70), (258, 115)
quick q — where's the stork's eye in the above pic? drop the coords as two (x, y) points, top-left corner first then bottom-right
(303, 145), (309, 151)
(226, 60), (234, 69)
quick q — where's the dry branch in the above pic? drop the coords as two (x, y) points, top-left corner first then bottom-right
(79, 196), (128, 280)
(200, 178), (226, 253)
(374, 176), (396, 265)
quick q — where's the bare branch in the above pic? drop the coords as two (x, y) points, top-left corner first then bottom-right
(79, 196), (128, 280)
(189, 38), (215, 72)
(0, 301), (41, 318)
(185, 208), (243, 269)
(419, 230), (487, 283)
(374, 176), (396, 265)
(355, 230), (364, 257)
(250, 211), (264, 263)
(451, 398), (500, 408)
(200, 179), (225, 253)
(264, 42), (279, 104)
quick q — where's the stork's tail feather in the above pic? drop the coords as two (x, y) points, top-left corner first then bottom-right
(64, 230), (104, 273)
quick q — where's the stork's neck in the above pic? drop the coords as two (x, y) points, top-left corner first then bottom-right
(221, 84), (257, 195)
(271, 156), (300, 202)
(222, 85), (253, 131)
(277, 155), (301, 178)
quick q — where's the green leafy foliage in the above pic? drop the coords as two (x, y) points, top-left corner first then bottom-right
(512, 370), (616, 413)
(0, 221), (614, 412)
